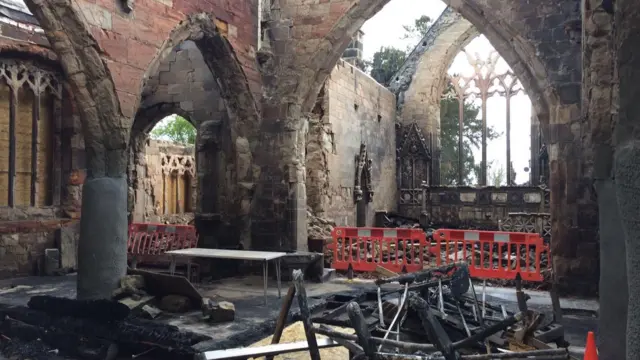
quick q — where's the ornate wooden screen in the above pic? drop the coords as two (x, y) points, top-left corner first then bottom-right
(448, 51), (525, 186)
(160, 153), (195, 214)
(0, 60), (62, 207)
(397, 122), (432, 217)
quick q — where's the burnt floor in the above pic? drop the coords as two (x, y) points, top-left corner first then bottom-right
(0, 274), (598, 352)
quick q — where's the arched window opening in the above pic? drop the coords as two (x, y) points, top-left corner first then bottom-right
(442, 36), (531, 187)
(148, 114), (196, 217)
(0, 61), (60, 207)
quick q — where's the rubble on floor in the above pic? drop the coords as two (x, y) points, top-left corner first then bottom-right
(0, 270), (245, 360)
(307, 210), (336, 266)
(0, 296), (211, 360)
(197, 264), (574, 360)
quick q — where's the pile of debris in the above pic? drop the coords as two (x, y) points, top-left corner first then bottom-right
(0, 269), (241, 360)
(0, 296), (210, 360)
(201, 263), (573, 359)
(308, 209), (336, 264)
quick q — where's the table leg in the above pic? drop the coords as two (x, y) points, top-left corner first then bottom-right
(276, 258), (282, 298)
(169, 256), (177, 276)
(263, 260), (268, 306)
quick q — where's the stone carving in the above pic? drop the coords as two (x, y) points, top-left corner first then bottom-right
(397, 123), (431, 205)
(354, 143), (373, 203)
(0, 60), (62, 98)
(538, 143), (549, 186)
(160, 154), (195, 177)
(499, 212), (551, 243)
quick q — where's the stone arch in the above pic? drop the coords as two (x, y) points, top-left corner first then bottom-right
(132, 13), (260, 249)
(127, 106), (197, 223)
(299, 3), (557, 129)
(136, 13), (259, 149)
(388, 8), (478, 142)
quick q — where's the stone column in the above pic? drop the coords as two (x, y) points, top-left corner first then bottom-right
(549, 100), (599, 297)
(252, 104), (309, 252)
(613, 0), (640, 357)
(529, 106), (540, 185)
(194, 120), (222, 248)
(582, 0), (625, 357)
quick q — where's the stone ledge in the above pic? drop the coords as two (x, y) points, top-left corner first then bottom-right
(0, 219), (78, 234)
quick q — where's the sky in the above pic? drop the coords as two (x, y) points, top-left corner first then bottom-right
(361, 0), (532, 185)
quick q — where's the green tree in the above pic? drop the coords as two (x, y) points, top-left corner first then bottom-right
(489, 164), (506, 187)
(365, 16), (501, 185)
(439, 83), (501, 185)
(402, 15), (432, 50)
(367, 47), (407, 85)
(150, 115), (196, 145)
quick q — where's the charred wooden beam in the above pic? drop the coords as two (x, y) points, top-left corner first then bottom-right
(514, 273), (529, 313)
(408, 293), (460, 360)
(347, 301), (375, 358)
(375, 263), (462, 286)
(27, 295), (130, 322)
(452, 312), (524, 349)
(293, 269), (321, 360)
(265, 285), (296, 360)
(0, 306), (200, 357)
(313, 325), (436, 353)
(0, 316), (118, 360)
(316, 324), (364, 355)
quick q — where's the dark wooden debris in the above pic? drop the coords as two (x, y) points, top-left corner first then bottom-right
(242, 266), (573, 360)
(0, 298), (211, 360)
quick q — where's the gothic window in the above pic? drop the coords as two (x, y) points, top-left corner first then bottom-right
(161, 154), (195, 214)
(0, 61), (61, 207)
(397, 122), (432, 189)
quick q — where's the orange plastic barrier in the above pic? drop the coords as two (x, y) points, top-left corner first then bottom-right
(429, 229), (549, 282)
(127, 223), (198, 265)
(331, 227), (431, 273)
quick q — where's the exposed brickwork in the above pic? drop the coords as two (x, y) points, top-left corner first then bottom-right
(77, 0), (260, 117)
(307, 60), (396, 226)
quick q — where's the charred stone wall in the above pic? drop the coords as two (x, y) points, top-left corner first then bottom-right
(0, 0), (259, 278)
(422, 186), (549, 230)
(306, 60), (397, 227)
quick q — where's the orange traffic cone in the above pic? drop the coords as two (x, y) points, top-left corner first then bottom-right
(584, 331), (598, 360)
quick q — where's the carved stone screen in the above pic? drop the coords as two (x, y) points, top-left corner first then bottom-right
(397, 122), (432, 218)
(0, 60), (61, 207)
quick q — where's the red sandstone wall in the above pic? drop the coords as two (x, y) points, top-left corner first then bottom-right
(79, 0), (260, 117)
(0, 0), (260, 278)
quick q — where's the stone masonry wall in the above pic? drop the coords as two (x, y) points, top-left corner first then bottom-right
(306, 60), (397, 227)
(76, 0), (260, 118)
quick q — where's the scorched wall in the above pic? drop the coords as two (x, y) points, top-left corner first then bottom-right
(307, 60), (397, 227)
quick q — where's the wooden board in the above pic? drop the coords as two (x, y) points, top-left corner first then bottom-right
(127, 268), (202, 304)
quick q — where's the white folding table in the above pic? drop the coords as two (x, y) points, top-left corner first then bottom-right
(165, 248), (287, 305)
